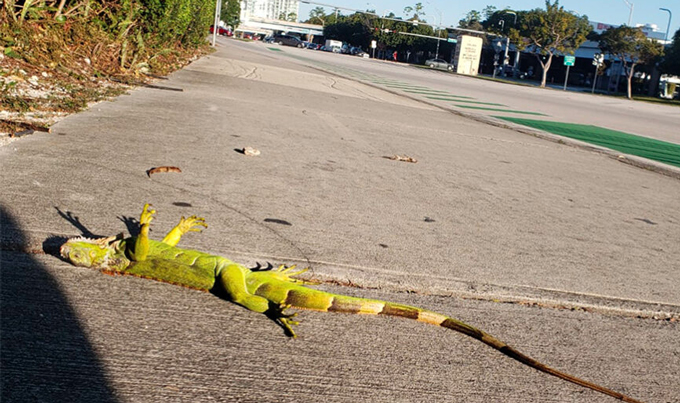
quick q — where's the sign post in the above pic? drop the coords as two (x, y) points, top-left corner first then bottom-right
(591, 53), (604, 94)
(371, 40), (377, 59)
(492, 39), (503, 79)
(563, 55), (575, 91)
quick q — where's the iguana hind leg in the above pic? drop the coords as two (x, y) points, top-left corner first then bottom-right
(217, 263), (301, 337)
(271, 264), (317, 284)
(267, 303), (300, 337)
(162, 215), (207, 246)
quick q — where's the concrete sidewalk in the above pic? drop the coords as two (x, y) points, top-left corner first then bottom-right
(1, 39), (678, 403)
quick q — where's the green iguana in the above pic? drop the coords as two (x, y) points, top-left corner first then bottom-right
(60, 204), (643, 403)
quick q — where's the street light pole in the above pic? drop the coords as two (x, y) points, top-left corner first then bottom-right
(622, 0), (633, 26)
(659, 8), (672, 43)
(379, 9), (392, 59)
(211, 0), (222, 47)
(502, 10), (517, 77)
(435, 11), (442, 59)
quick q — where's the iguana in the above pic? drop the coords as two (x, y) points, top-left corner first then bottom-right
(60, 204), (643, 403)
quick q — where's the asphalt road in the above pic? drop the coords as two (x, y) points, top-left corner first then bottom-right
(1, 37), (678, 403)
(246, 40), (680, 146)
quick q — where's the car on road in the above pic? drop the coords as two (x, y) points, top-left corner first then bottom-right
(273, 34), (304, 48)
(349, 46), (366, 57)
(210, 26), (232, 36)
(425, 58), (454, 71)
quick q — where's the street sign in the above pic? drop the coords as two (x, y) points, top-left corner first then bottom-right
(592, 53), (604, 66)
(447, 38), (457, 43)
(563, 56), (575, 90)
(591, 54), (604, 93)
(371, 40), (377, 49)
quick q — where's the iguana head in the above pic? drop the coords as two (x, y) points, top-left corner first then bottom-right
(60, 234), (131, 271)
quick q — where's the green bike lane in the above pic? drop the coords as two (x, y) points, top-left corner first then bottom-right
(268, 46), (680, 172)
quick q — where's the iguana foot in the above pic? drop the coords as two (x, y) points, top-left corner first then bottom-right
(177, 215), (208, 234)
(275, 264), (317, 284)
(162, 214), (208, 246)
(140, 203), (156, 225)
(271, 303), (299, 338)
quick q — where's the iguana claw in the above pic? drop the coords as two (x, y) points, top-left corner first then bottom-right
(274, 264), (316, 284)
(177, 215), (208, 234)
(140, 203), (156, 225)
(273, 303), (300, 338)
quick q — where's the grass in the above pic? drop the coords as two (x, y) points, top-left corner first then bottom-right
(616, 94), (680, 108)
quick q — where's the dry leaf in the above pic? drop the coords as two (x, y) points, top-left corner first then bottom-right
(385, 155), (417, 163)
(147, 166), (182, 177)
(243, 146), (261, 156)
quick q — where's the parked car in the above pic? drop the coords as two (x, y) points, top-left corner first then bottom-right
(209, 25), (232, 36)
(425, 58), (454, 71)
(306, 43), (321, 50)
(349, 47), (366, 57)
(273, 34), (304, 48)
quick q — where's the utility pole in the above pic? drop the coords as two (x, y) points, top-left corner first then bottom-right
(435, 11), (442, 59)
(660, 8), (672, 43)
(212, 0), (222, 47)
(502, 10), (517, 77)
(622, 0), (633, 26)
(427, 1), (443, 60)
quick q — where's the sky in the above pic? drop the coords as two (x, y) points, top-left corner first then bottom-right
(298, 0), (679, 40)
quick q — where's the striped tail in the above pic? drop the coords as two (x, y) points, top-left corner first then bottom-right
(267, 284), (644, 403)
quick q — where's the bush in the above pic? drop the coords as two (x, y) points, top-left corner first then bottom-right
(1, 0), (215, 74)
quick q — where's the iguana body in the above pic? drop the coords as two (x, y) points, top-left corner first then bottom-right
(60, 204), (643, 403)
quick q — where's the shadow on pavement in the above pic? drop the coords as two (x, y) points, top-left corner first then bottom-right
(0, 205), (117, 402)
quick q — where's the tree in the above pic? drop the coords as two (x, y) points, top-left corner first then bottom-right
(598, 26), (664, 99)
(482, 5), (498, 20)
(403, 3), (425, 22)
(510, 1), (590, 87)
(278, 12), (297, 22)
(458, 10), (483, 31)
(323, 12), (374, 49)
(322, 11), (438, 59)
(308, 6), (326, 26)
(220, 0), (240, 29)
(660, 28), (680, 76)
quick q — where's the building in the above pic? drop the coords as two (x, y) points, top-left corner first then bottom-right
(235, 0), (322, 40)
(574, 21), (668, 61)
(240, 0), (299, 22)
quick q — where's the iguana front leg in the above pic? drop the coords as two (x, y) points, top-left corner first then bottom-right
(129, 203), (155, 261)
(162, 215), (207, 246)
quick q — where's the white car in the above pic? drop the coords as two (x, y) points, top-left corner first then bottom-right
(425, 58), (454, 71)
